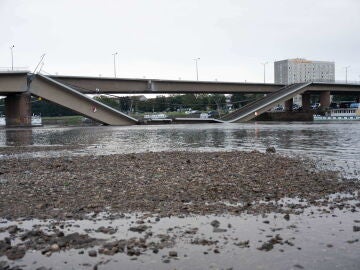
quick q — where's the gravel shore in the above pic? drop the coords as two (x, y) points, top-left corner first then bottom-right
(1, 151), (359, 220)
(1, 150), (360, 269)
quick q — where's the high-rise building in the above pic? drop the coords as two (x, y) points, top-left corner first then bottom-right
(275, 58), (335, 84)
(274, 58), (335, 104)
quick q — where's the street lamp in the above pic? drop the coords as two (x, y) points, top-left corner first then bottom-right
(345, 65), (350, 83)
(10, 45), (14, 71)
(112, 52), (118, 78)
(193, 58), (200, 80)
(261, 62), (268, 83)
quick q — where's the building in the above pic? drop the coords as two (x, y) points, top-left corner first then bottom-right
(275, 58), (335, 84)
(274, 58), (335, 105)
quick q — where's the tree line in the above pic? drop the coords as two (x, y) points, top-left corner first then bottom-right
(1, 93), (358, 117)
(0, 94), (260, 117)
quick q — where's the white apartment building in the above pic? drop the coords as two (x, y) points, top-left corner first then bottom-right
(274, 58), (335, 104)
(275, 58), (335, 84)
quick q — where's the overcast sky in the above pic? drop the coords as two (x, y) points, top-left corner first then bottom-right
(1, 0), (359, 83)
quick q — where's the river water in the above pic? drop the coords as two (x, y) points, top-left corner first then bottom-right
(0, 122), (359, 179)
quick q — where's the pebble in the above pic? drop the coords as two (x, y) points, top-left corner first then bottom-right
(266, 147), (276, 153)
(169, 251), (177, 257)
(50, 244), (60, 252)
(210, 220), (220, 228)
(88, 250), (97, 257)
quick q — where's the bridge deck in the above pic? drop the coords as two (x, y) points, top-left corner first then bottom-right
(1, 72), (360, 95)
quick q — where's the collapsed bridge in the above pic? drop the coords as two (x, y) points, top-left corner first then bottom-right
(1, 71), (359, 126)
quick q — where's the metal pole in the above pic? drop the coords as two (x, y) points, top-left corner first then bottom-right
(112, 52), (118, 78)
(193, 58), (200, 80)
(345, 66), (350, 83)
(10, 45), (14, 71)
(261, 62), (268, 83)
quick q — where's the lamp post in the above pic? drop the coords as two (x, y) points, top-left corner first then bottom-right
(193, 58), (200, 80)
(112, 52), (118, 78)
(10, 45), (15, 71)
(261, 62), (268, 83)
(345, 65), (350, 83)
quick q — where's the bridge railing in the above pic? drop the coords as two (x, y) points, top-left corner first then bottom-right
(312, 80), (360, 85)
(0, 67), (29, 72)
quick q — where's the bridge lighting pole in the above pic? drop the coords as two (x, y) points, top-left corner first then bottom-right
(345, 66), (350, 83)
(10, 45), (14, 71)
(112, 52), (118, 78)
(193, 58), (200, 80)
(261, 62), (268, 83)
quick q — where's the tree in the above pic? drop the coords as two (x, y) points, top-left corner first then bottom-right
(332, 94), (360, 102)
(231, 93), (263, 109)
(31, 98), (76, 116)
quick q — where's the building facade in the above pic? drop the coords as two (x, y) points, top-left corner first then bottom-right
(274, 58), (335, 84)
(274, 58), (335, 104)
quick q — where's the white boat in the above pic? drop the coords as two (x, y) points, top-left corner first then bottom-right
(31, 115), (43, 126)
(314, 103), (360, 121)
(144, 113), (168, 120)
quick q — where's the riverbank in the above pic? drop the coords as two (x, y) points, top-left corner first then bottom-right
(1, 151), (359, 220)
(1, 150), (359, 269)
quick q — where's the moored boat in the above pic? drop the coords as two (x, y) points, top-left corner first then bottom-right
(314, 103), (360, 121)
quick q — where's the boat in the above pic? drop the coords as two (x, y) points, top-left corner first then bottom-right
(313, 103), (360, 121)
(143, 113), (168, 120)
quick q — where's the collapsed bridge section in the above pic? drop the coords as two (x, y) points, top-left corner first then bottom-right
(28, 74), (138, 126)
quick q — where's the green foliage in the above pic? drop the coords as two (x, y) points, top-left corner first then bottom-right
(94, 94), (229, 113)
(93, 95), (119, 108)
(3, 93), (231, 117)
(32, 98), (76, 116)
(231, 93), (263, 109)
(332, 94), (360, 102)
(42, 116), (83, 125)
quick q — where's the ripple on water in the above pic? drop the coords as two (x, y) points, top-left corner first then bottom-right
(0, 122), (359, 178)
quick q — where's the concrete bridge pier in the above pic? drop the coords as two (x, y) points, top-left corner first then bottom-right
(301, 93), (311, 110)
(4, 92), (32, 127)
(284, 99), (293, 111)
(320, 91), (331, 108)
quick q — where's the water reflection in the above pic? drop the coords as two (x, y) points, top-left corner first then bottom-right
(0, 122), (359, 178)
(5, 129), (33, 146)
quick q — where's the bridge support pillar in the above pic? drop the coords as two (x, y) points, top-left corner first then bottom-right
(284, 99), (293, 111)
(301, 93), (311, 111)
(4, 93), (32, 127)
(319, 91), (331, 108)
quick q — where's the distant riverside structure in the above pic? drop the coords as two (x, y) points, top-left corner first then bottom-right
(274, 58), (335, 105)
